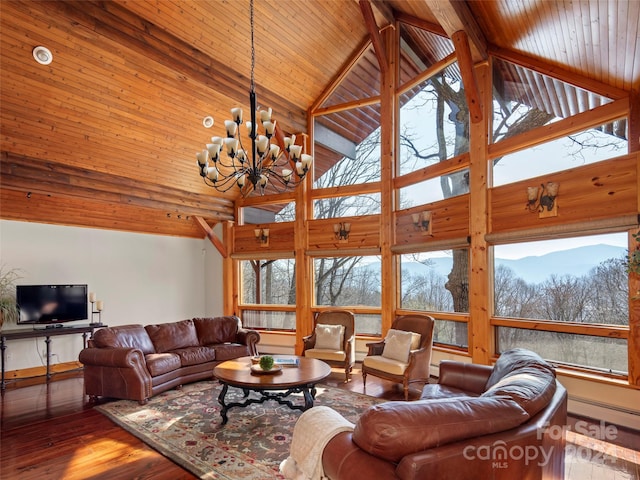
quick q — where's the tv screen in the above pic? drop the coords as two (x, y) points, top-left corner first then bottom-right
(17, 284), (88, 324)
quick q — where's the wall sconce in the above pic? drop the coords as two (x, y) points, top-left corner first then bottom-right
(254, 228), (269, 247)
(412, 211), (432, 235)
(334, 222), (351, 243)
(526, 182), (559, 218)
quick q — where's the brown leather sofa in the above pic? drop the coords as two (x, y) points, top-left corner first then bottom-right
(79, 316), (260, 403)
(322, 349), (567, 480)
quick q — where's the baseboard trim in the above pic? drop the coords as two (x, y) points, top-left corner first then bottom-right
(568, 395), (640, 431)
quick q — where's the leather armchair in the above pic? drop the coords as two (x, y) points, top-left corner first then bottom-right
(362, 314), (434, 400)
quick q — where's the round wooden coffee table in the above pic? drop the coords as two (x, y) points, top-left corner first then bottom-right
(213, 355), (331, 425)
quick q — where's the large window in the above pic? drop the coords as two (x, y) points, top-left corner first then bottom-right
(399, 250), (469, 313)
(398, 62), (469, 177)
(493, 233), (629, 373)
(314, 256), (381, 335)
(493, 234), (628, 325)
(239, 259), (296, 331)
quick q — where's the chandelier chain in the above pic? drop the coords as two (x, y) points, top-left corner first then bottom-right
(250, 0), (255, 93)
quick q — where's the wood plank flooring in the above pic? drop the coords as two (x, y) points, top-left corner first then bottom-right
(1, 367), (638, 479)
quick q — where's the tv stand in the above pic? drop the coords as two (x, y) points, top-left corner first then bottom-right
(0, 323), (107, 391)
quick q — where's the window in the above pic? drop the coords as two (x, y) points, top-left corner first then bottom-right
(497, 328), (627, 374)
(313, 120), (381, 189)
(492, 121), (628, 187)
(493, 234), (628, 325)
(314, 256), (381, 335)
(399, 168), (469, 205)
(240, 259), (296, 305)
(241, 202), (295, 224)
(398, 62), (469, 177)
(399, 251), (469, 313)
(493, 233), (629, 374)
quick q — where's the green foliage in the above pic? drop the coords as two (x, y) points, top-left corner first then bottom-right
(0, 266), (21, 327)
(259, 355), (274, 371)
(627, 230), (640, 275)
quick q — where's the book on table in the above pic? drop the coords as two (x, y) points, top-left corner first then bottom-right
(274, 357), (300, 367)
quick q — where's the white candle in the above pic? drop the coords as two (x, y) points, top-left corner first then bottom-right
(89, 292), (96, 302)
(96, 301), (103, 311)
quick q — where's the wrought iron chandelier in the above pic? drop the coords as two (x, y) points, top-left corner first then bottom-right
(196, 0), (312, 195)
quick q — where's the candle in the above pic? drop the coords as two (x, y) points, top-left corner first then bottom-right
(89, 292), (96, 302)
(96, 301), (103, 312)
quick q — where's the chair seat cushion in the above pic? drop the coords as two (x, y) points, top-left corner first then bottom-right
(363, 355), (407, 376)
(305, 348), (346, 362)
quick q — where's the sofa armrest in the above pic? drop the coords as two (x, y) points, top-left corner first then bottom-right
(438, 360), (492, 394)
(323, 431), (399, 480)
(79, 347), (153, 403)
(79, 347), (146, 369)
(366, 341), (385, 356)
(236, 328), (261, 356)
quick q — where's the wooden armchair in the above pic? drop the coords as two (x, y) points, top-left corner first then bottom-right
(302, 310), (355, 382)
(362, 314), (435, 400)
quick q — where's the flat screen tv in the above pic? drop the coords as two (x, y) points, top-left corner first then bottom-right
(17, 284), (88, 325)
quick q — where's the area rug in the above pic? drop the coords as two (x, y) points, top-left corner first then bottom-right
(95, 381), (382, 479)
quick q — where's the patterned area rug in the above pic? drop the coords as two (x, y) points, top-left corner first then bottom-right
(95, 381), (382, 480)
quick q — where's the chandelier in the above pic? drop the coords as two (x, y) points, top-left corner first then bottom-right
(196, 0), (312, 195)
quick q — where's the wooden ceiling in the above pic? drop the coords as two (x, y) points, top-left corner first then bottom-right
(1, 0), (638, 237)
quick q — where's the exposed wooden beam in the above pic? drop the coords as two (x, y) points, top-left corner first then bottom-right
(0, 153), (234, 221)
(451, 31), (483, 123)
(359, 0), (388, 75)
(369, 0), (395, 25)
(194, 216), (227, 257)
(423, 0), (488, 62)
(394, 11), (447, 37)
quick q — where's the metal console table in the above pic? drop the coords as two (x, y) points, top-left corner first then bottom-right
(0, 323), (106, 391)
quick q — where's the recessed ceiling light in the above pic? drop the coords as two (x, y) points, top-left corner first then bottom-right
(202, 116), (214, 128)
(32, 46), (53, 65)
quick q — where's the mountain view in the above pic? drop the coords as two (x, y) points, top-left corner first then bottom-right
(396, 244), (626, 284)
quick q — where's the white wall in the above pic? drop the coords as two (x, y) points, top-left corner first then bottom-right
(0, 220), (223, 371)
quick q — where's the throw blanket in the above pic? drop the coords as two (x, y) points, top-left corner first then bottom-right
(280, 406), (354, 480)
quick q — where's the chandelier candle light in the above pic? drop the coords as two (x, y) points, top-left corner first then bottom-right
(196, 0), (312, 195)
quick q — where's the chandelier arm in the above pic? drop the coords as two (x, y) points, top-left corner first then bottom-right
(202, 174), (239, 193)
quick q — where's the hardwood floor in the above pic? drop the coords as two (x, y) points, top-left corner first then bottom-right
(1, 368), (638, 479)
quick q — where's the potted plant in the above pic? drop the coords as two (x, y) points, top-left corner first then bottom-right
(0, 266), (21, 330)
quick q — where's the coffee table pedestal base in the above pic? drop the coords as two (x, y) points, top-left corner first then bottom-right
(217, 383), (317, 425)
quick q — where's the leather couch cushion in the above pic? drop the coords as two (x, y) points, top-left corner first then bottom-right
(352, 396), (529, 463)
(421, 383), (478, 400)
(193, 317), (239, 345)
(145, 353), (181, 376)
(172, 346), (216, 366)
(485, 348), (554, 389)
(214, 343), (252, 361)
(482, 348), (556, 417)
(145, 319), (199, 353)
(92, 324), (156, 354)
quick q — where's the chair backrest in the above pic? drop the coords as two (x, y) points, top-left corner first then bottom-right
(391, 314), (435, 350)
(314, 310), (355, 343)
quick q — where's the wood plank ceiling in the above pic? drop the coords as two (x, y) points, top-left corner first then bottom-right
(1, 0), (638, 237)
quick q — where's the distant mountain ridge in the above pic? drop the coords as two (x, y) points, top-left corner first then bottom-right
(383, 244), (627, 284)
